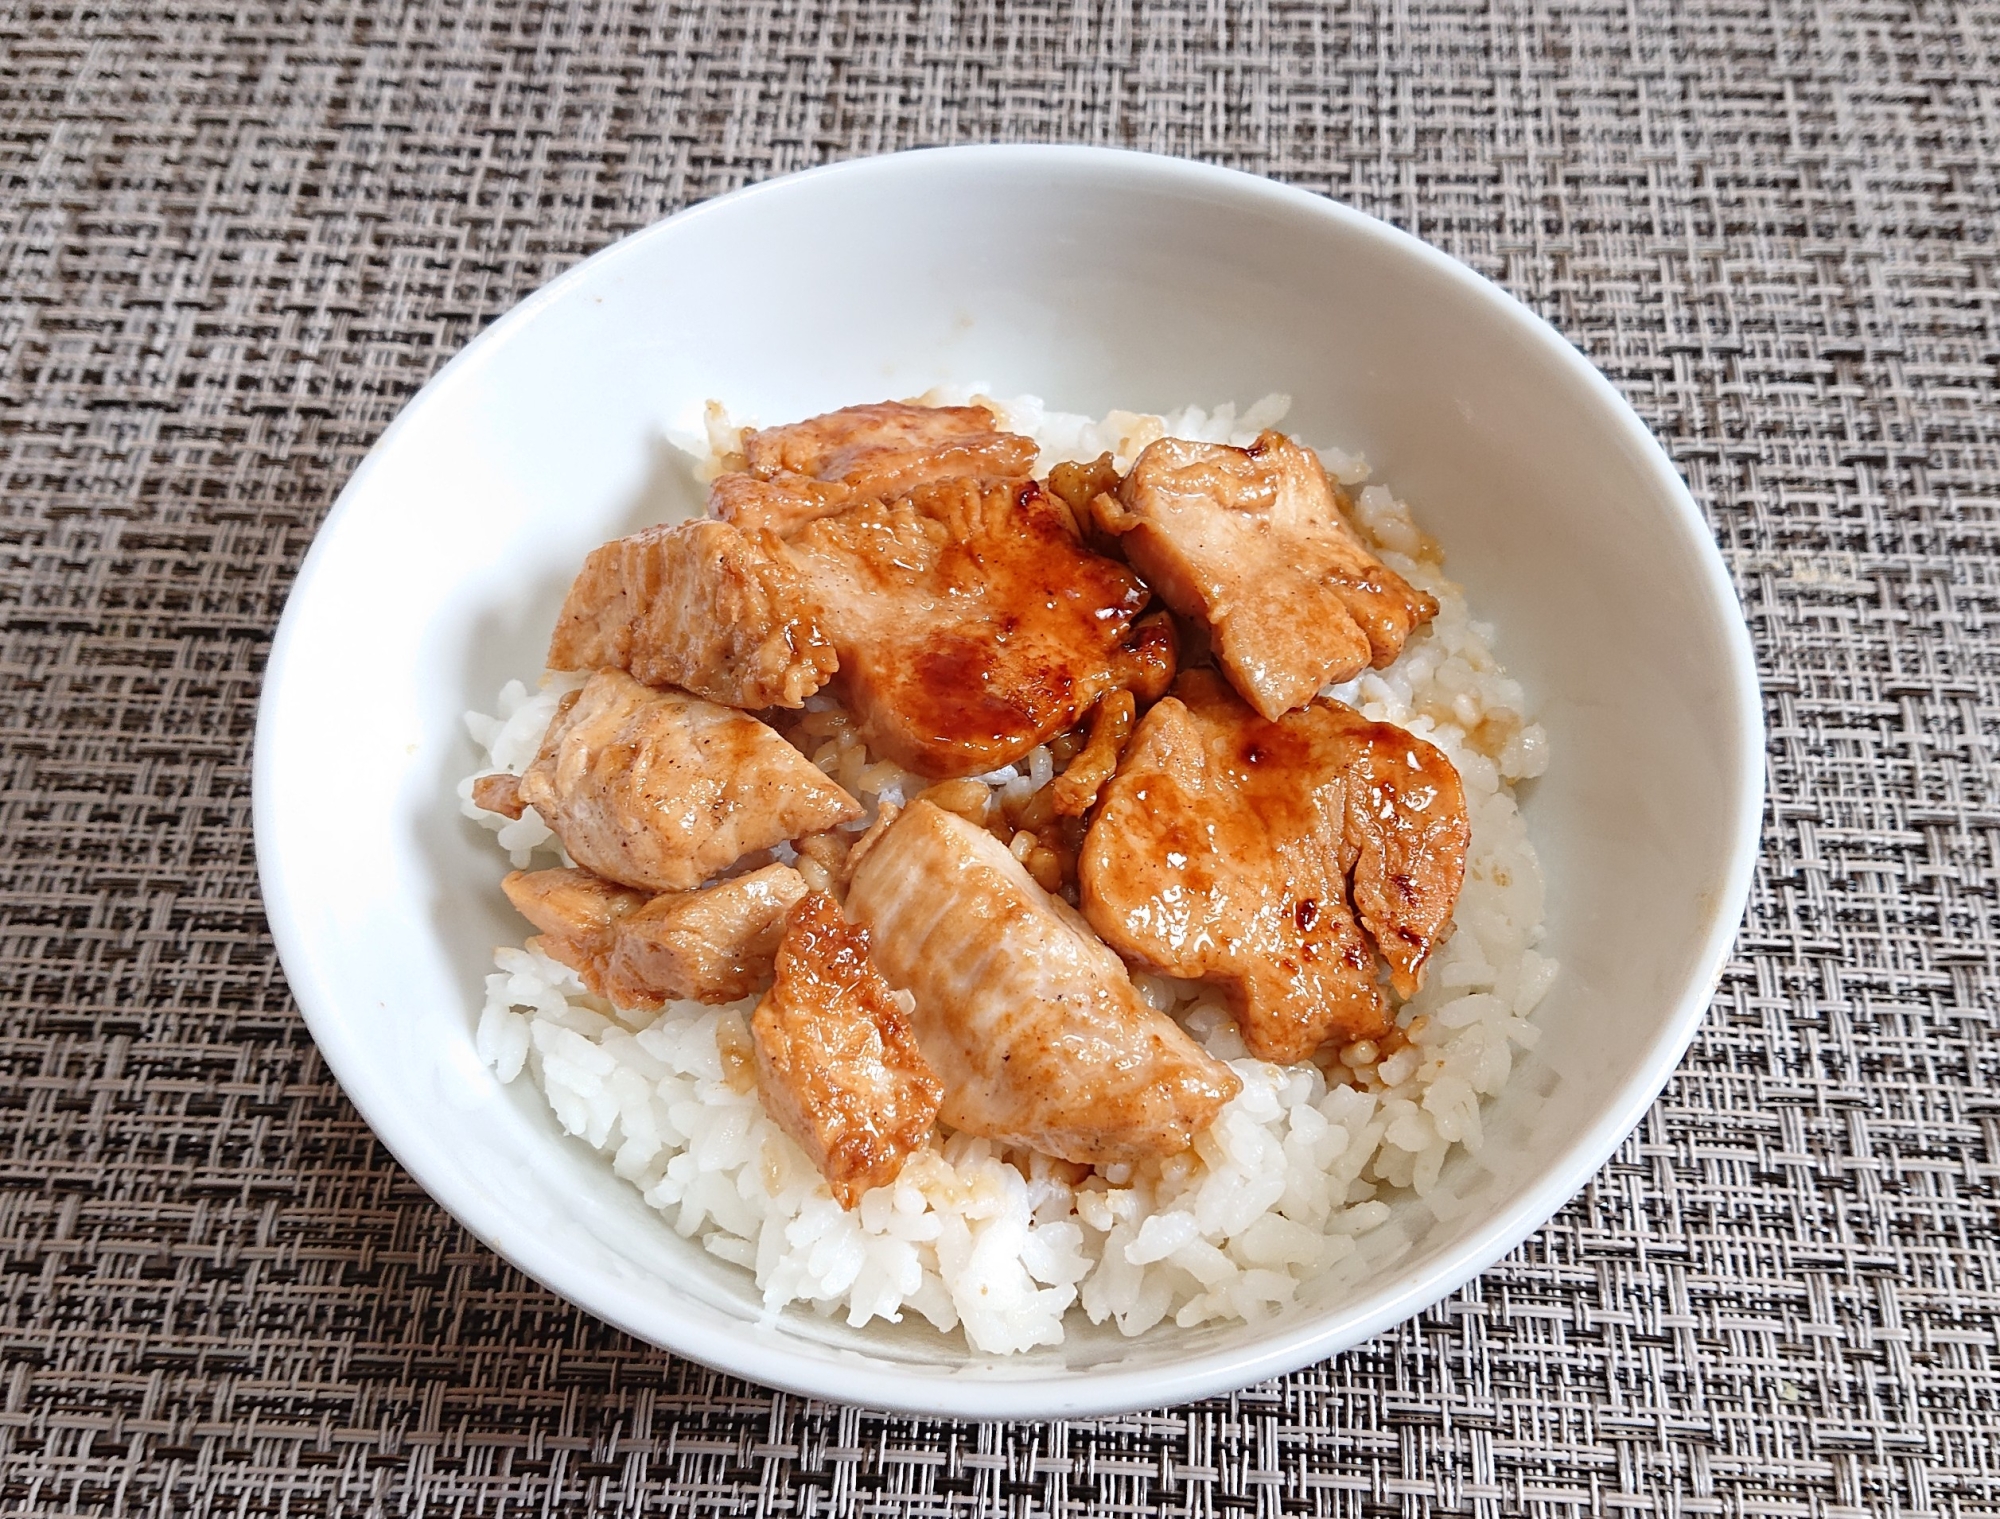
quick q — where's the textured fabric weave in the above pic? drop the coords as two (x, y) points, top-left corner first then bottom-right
(3, 0), (1998, 1513)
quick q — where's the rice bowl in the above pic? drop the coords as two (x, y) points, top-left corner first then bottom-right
(253, 145), (1762, 1416)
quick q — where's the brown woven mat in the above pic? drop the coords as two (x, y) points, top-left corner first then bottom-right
(5, 0), (1998, 1513)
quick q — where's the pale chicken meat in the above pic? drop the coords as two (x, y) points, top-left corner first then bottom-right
(845, 800), (1241, 1165)
(787, 476), (1169, 777)
(714, 401), (1041, 537)
(504, 863), (807, 1007)
(1105, 432), (1438, 720)
(752, 891), (944, 1208)
(1078, 670), (1468, 1064)
(546, 518), (837, 709)
(518, 669), (860, 893)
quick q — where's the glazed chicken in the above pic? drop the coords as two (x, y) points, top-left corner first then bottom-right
(1104, 432), (1438, 720)
(518, 669), (860, 893)
(752, 891), (944, 1208)
(845, 800), (1241, 1164)
(787, 475), (1174, 777)
(1079, 670), (1468, 1064)
(546, 518), (837, 710)
(712, 400), (1041, 538)
(504, 863), (807, 1007)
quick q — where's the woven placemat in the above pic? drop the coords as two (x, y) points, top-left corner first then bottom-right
(4, 0), (1998, 1513)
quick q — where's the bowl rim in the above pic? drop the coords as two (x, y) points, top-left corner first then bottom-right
(254, 142), (1766, 1419)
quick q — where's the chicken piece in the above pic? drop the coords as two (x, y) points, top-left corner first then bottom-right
(518, 670), (860, 893)
(1079, 670), (1468, 1063)
(502, 867), (649, 991)
(1118, 608), (1180, 705)
(789, 476), (1168, 777)
(1045, 451), (1125, 554)
(752, 891), (944, 1208)
(611, 864), (808, 1006)
(846, 800), (1241, 1165)
(1045, 452), (1123, 518)
(1107, 432), (1438, 720)
(744, 400), (1035, 482)
(504, 864), (808, 1007)
(471, 772), (526, 819)
(546, 519), (837, 710)
(1049, 689), (1135, 817)
(711, 401), (1040, 538)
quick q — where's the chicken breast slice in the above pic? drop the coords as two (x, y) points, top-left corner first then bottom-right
(1079, 670), (1468, 1063)
(546, 518), (837, 710)
(518, 670), (860, 893)
(1107, 432), (1439, 720)
(845, 800), (1241, 1165)
(504, 863), (808, 1007)
(789, 476), (1166, 778)
(752, 891), (944, 1208)
(712, 400), (1041, 537)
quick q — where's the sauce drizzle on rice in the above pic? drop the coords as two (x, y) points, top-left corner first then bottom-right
(457, 391), (1555, 1352)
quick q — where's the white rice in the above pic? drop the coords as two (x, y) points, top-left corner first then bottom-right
(459, 394), (1555, 1353)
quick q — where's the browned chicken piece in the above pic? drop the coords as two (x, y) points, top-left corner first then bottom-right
(752, 891), (944, 1208)
(845, 800), (1241, 1165)
(611, 864), (809, 1006)
(1045, 452), (1122, 518)
(1105, 432), (1439, 720)
(712, 401), (1041, 538)
(1049, 689), (1135, 817)
(545, 519), (837, 710)
(502, 866), (648, 991)
(789, 475), (1168, 777)
(1044, 451), (1125, 552)
(518, 670), (860, 893)
(1118, 608), (1180, 705)
(1079, 670), (1468, 1063)
(504, 863), (808, 1007)
(471, 772), (526, 819)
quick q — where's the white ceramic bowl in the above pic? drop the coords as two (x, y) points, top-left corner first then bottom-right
(255, 146), (1763, 1418)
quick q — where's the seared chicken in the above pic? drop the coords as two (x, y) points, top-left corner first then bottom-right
(752, 891), (944, 1207)
(505, 863), (807, 1007)
(471, 772), (526, 819)
(713, 401), (1041, 537)
(502, 867), (648, 992)
(845, 800), (1241, 1164)
(1079, 670), (1468, 1063)
(1105, 432), (1438, 720)
(789, 476), (1167, 777)
(518, 670), (860, 893)
(1048, 689), (1136, 817)
(546, 518), (837, 710)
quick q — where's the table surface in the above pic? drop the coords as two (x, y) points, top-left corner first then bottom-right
(4, 0), (1998, 1514)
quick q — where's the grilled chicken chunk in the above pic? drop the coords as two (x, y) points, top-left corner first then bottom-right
(471, 772), (526, 819)
(1049, 689), (1136, 817)
(546, 519), (837, 710)
(1106, 432), (1438, 720)
(789, 476), (1167, 777)
(845, 800), (1241, 1165)
(713, 400), (1042, 537)
(504, 863), (807, 1007)
(518, 670), (860, 893)
(752, 891), (944, 1208)
(1079, 671), (1468, 1063)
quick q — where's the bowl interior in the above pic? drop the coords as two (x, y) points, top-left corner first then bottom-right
(255, 147), (1760, 1417)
